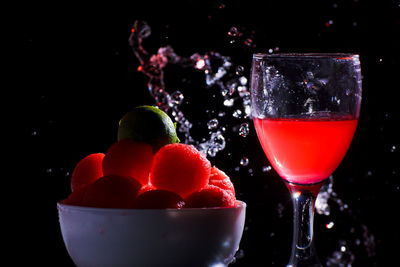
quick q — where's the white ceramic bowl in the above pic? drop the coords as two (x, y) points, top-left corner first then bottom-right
(57, 201), (246, 267)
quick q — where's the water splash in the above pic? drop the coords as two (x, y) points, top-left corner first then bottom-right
(315, 176), (377, 266)
(129, 20), (251, 157)
(315, 176), (334, 216)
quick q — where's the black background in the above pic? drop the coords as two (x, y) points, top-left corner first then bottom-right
(17, 0), (399, 266)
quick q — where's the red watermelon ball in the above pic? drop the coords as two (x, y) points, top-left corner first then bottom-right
(208, 166), (235, 196)
(150, 143), (211, 198)
(102, 139), (153, 185)
(135, 190), (185, 209)
(64, 185), (88, 206)
(81, 175), (142, 209)
(185, 185), (236, 208)
(71, 153), (104, 192)
(138, 183), (156, 195)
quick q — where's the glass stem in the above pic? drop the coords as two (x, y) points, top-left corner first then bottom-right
(286, 182), (324, 267)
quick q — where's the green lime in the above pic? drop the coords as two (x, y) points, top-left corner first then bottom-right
(117, 105), (180, 152)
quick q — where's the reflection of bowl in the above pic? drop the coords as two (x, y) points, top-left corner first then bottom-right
(57, 201), (246, 267)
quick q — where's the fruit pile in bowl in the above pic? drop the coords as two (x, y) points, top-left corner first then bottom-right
(57, 105), (246, 267)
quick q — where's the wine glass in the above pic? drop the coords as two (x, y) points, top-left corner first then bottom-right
(250, 53), (362, 266)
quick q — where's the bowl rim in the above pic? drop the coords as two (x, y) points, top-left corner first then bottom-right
(57, 200), (246, 213)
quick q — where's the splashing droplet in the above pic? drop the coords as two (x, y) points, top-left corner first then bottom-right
(233, 109), (242, 118)
(244, 38), (253, 47)
(170, 91), (184, 105)
(239, 123), (249, 137)
(326, 221), (335, 229)
(239, 76), (247, 85)
(262, 165), (272, 172)
(228, 26), (239, 37)
(223, 98), (234, 107)
(198, 131), (226, 157)
(207, 118), (219, 130)
(240, 157), (249, 166)
(235, 65), (244, 75)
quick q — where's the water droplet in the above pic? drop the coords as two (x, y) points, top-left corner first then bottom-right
(262, 165), (272, 172)
(228, 26), (239, 37)
(239, 76), (247, 85)
(198, 131), (226, 157)
(207, 118), (219, 129)
(326, 221), (335, 229)
(233, 109), (242, 118)
(239, 123), (249, 137)
(170, 91), (184, 105)
(237, 86), (249, 97)
(134, 21), (151, 39)
(244, 105), (251, 117)
(218, 111), (225, 117)
(195, 59), (206, 69)
(221, 88), (229, 96)
(235, 65), (244, 75)
(240, 157), (249, 166)
(223, 98), (234, 107)
(226, 81), (237, 95)
(31, 130), (38, 136)
(244, 38), (253, 47)
(390, 145), (396, 152)
(268, 48), (273, 53)
(325, 20), (334, 27)
(331, 96), (341, 105)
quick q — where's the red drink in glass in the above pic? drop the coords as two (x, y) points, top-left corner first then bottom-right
(253, 114), (358, 184)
